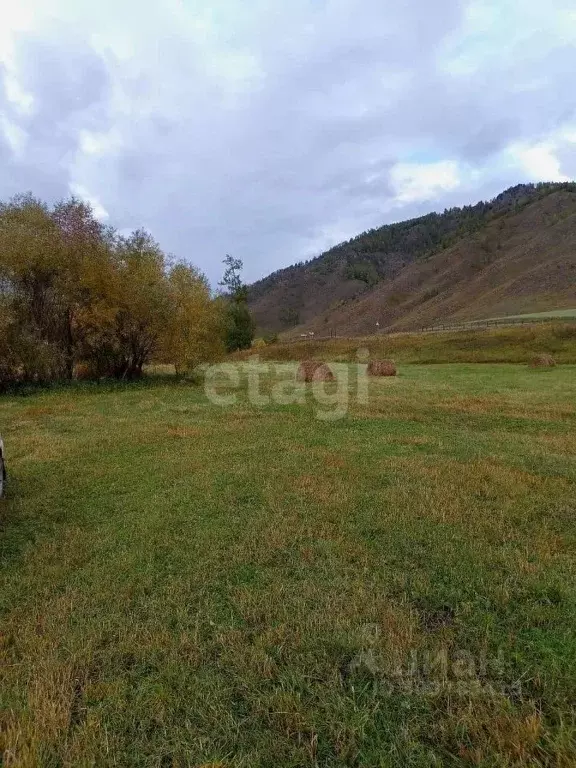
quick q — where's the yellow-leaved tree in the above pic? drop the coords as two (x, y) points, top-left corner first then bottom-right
(161, 263), (225, 375)
(0, 192), (227, 388)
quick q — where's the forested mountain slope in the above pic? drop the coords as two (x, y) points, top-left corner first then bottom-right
(249, 182), (576, 334)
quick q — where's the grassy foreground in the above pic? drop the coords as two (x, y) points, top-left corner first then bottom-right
(1, 364), (576, 766)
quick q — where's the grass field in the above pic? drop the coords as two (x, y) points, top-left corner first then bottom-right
(1, 362), (576, 766)
(248, 322), (576, 366)
(420, 311), (576, 332)
(484, 310), (576, 322)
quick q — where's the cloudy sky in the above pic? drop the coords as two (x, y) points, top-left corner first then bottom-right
(1, 0), (575, 284)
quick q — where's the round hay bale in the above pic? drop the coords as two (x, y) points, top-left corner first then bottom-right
(367, 359), (397, 377)
(529, 354), (556, 368)
(296, 360), (335, 382)
(311, 363), (335, 382)
(296, 359), (320, 382)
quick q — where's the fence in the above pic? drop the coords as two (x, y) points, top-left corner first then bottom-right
(419, 316), (576, 333)
(280, 315), (576, 343)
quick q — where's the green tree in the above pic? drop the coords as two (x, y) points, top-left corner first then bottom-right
(219, 254), (244, 296)
(219, 255), (255, 352)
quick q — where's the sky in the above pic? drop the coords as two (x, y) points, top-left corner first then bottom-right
(1, 0), (575, 285)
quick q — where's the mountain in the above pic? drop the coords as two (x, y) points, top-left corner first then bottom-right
(248, 182), (576, 335)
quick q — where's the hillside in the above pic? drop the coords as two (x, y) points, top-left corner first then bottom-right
(248, 182), (576, 335)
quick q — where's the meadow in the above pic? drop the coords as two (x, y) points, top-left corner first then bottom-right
(485, 310), (576, 322)
(255, 323), (576, 366)
(1, 358), (576, 766)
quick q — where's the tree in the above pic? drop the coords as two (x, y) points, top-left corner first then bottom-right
(224, 300), (255, 352)
(0, 194), (69, 382)
(219, 255), (255, 352)
(51, 197), (111, 378)
(219, 254), (244, 297)
(105, 229), (170, 379)
(160, 263), (224, 374)
(0, 192), (230, 387)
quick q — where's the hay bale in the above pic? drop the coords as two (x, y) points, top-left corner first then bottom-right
(312, 363), (335, 382)
(367, 359), (397, 377)
(529, 354), (556, 368)
(296, 359), (320, 382)
(296, 360), (335, 382)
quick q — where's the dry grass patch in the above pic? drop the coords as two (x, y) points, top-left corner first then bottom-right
(400, 456), (549, 496)
(320, 451), (348, 469)
(293, 473), (347, 506)
(537, 432), (576, 455)
(0, 593), (102, 767)
(383, 455), (560, 530)
(166, 426), (204, 439)
(433, 697), (548, 766)
(4, 432), (75, 464)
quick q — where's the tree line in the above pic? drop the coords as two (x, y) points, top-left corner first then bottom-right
(249, 181), (576, 318)
(0, 194), (254, 390)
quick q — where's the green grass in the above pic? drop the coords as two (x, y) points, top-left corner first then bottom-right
(242, 322), (576, 365)
(1, 364), (576, 766)
(483, 309), (576, 322)
(423, 311), (576, 330)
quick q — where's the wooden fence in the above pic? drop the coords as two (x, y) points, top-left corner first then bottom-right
(419, 316), (576, 333)
(280, 315), (576, 343)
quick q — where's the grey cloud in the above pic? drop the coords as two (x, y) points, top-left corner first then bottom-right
(460, 119), (520, 162)
(0, 28), (111, 202)
(1, 0), (575, 284)
(15, 38), (108, 118)
(557, 142), (576, 179)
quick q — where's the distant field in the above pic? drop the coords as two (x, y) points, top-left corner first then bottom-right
(419, 310), (576, 333)
(245, 322), (576, 365)
(1, 363), (576, 766)
(484, 309), (576, 322)
(432, 309), (576, 329)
